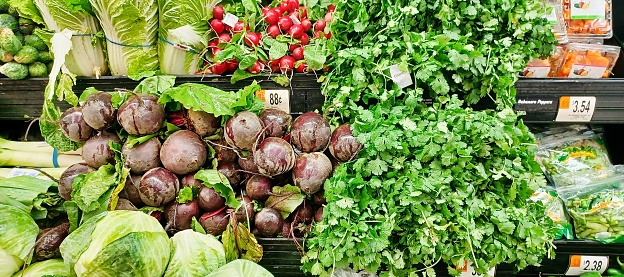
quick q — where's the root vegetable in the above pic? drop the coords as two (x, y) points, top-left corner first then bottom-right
(199, 211), (229, 236)
(120, 174), (144, 207)
(224, 111), (264, 151)
(238, 153), (259, 173)
(292, 152), (332, 195)
(290, 112), (331, 153)
(313, 189), (327, 205)
(164, 200), (200, 234)
(293, 201), (314, 224)
(160, 130), (207, 175)
(82, 131), (121, 168)
(187, 109), (219, 137)
(181, 174), (203, 190)
(218, 161), (244, 187)
(33, 221), (69, 261)
(213, 140), (237, 162)
(315, 206), (324, 222)
(139, 167), (179, 207)
(82, 92), (115, 130)
(235, 196), (255, 224)
(113, 198), (138, 211)
(329, 124), (362, 162)
(246, 175), (272, 201)
(260, 108), (292, 138)
(198, 186), (226, 212)
(117, 93), (165, 135)
(281, 220), (292, 238)
(255, 207), (284, 237)
(60, 107), (93, 142)
(123, 137), (161, 174)
(254, 137), (295, 177)
(59, 163), (95, 200)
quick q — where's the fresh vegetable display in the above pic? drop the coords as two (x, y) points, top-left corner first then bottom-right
(563, 0), (613, 38)
(0, 204), (39, 277)
(530, 187), (574, 240)
(556, 43), (620, 78)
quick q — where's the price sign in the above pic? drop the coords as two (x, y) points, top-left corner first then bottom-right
(457, 261), (495, 277)
(223, 13), (239, 27)
(6, 168), (40, 178)
(565, 255), (608, 275)
(555, 96), (596, 122)
(255, 89), (290, 113)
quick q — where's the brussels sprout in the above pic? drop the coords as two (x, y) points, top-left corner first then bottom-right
(0, 62), (28, 79)
(0, 28), (21, 54)
(24, 35), (46, 51)
(38, 51), (52, 63)
(0, 47), (12, 62)
(28, 62), (47, 77)
(47, 62), (52, 73)
(14, 45), (38, 64)
(18, 18), (35, 35)
(0, 14), (16, 30)
(0, 1), (9, 12)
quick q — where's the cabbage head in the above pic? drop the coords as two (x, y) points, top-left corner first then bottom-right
(0, 204), (39, 277)
(164, 229), (226, 277)
(59, 210), (171, 277)
(205, 259), (274, 277)
(12, 259), (69, 277)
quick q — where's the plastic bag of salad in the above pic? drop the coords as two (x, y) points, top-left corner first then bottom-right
(530, 188), (574, 239)
(558, 174), (624, 243)
(535, 131), (613, 187)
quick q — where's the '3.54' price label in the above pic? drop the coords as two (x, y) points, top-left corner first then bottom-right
(255, 89), (290, 113)
(565, 255), (608, 275)
(555, 96), (596, 122)
(457, 260), (495, 277)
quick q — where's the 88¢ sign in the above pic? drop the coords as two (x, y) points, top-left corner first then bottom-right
(255, 90), (290, 113)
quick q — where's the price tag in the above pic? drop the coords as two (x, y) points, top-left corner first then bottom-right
(223, 13), (239, 27)
(290, 14), (301, 25)
(555, 96), (596, 122)
(6, 168), (40, 178)
(565, 255), (608, 275)
(389, 64), (413, 89)
(255, 89), (290, 113)
(457, 261), (495, 277)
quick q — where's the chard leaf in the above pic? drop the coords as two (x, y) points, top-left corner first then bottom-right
(176, 187), (195, 204)
(158, 83), (238, 117)
(265, 185), (304, 218)
(231, 69), (258, 84)
(133, 75), (176, 95)
(70, 164), (117, 213)
(222, 220), (263, 263)
(78, 87), (100, 103)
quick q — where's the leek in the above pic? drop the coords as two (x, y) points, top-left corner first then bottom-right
(0, 138), (81, 155)
(0, 149), (83, 168)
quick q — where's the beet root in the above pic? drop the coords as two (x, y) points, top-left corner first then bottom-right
(82, 131), (121, 168)
(213, 140), (238, 162)
(187, 109), (219, 137)
(235, 196), (255, 224)
(217, 161), (244, 188)
(160, 130), (207, 175)
(293, 202), (314, 224)
(260, 108), (292, 138)
(82, 92), (116, 130)
(60, 107), (93, 142)
(139, 167), (179, 207)
(198, 186), (226, 212)
(238, 153), (259, 173)
(313, 189), (327, 206)
(199, 211), (229, 236)
(246, 175), (272, 201)
(164, 200), (200, 234)
(181, 174), (203, 190)
(292, 152), (332, 195)
(224, 111), (264, 151)
(117, 93), (165, 135)
(120, 174), (144, 207)
(113, 198), (138, 211)
(253, 137), (295, 177)
(314, 207), (324, 222)
(255, 208), (284, 237)
(123, 137), (162, 174)
(290, 112), (331, 153)
(329, 124), (362, 162)
(33, 221), (69, 261)
(59, 163), (95, 200)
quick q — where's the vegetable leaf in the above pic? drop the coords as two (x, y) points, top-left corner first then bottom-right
(159, 83), (238, 117)
(133, 75), (176, 95)
(222, 220), (263, 263)
(265, 185), (304, 218)
(195, 169), (241, 209)
(70, 164), (117, 213)
(177, 187), (195, 204)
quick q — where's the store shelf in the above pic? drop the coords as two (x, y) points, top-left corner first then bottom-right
(0, 74), (324, 120)
(515, 79), (624, 124)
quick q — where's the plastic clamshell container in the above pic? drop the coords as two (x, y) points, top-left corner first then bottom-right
(563, 0), (613, 39)
(521, 46), (565, 78)
(556, 43), (620, 78)
(545, 0), (569, 44)
(568, 38), (604, 44)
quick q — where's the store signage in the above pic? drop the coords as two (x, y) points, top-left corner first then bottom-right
(255, 89), (290, 113)
(223, 13), (239, 27)
(457, 260), (495, 277)
(515, 97), (558, 113)
(389, 64), (413, 89)
(555, 96), (596, 122)
(6, 168), (40, 178)
(565, 255), (608, 275)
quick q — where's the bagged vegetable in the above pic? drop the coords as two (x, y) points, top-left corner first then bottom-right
(530, 188), (573, 240)
(0, 204), (39, 277)
(558, 174), (624, 243)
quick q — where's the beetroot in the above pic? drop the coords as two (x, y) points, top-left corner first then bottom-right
(290, 112), (331, 153)
(293, 202), (314, 224)
(59, 163), (95, 200)
(198, 186), (226, 212)
(60, 107), (93, 142)
(187, 109), (219, 137)
(246, 175), (272, 201)
(117, 94), (165, 135)
(281, 220), (292, 238)
(213, 140), (237, 162)
(235, 196), (255, 223)
(292, 152), (332, 195)
(181, 174), (203, 189)
(315, 207), (324, 222)
(253, 137), (295, 177)
(120, 174), (144, 207)
(329, 124), (362, 162)
(260, 108), (292, 138)
(238, 153), (259, 173)
(114, 198), (138, 211)
(164, 200), (200, 234)
(160, 130), (207, 175)
(82, 92), (115, 130)
(313, 189), (327, 205)
(139, 167), (179, 207)
(224, 111), (265, 151)
(255, 208), (284, 237)
(82, 131), (121, 168)
(218, 161), (244, 187)
(123, 137), (162, 174)
(199, 211), (229, 235)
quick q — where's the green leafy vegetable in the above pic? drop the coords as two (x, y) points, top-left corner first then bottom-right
(70, 164), (117, 213)
(164, 230), (226, 277)
(205, 259), (273, 277)
(264, 185), (304, 219)
(176, 187), (195, 204)
(11, 259), (70, 277)
(0, 204), (39, 276)
(0, 176), (63, 220)
(194, 169), (240, 209)
(222, 219), (263, 263)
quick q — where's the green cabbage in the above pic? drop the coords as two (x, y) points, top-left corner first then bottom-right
(157, 0), (216, 75)
(205, 259), (274, 277)
(0, 204), (39, 277)
(89, 0), (158, 79)
(0, 176), (64, 220)
(164, 230), (226, 277)
(33, 0), (108, 76)
(60, 210), (171, 277)
(11, 259), (69, 277)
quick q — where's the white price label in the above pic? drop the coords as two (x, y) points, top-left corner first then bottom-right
(256, 89), (290, 113)
(565, 255), (608, 275)
(290, 14), (301, 25)
(6, 168), (40, 178)
(457, 261), (495, 277)
(223, 13), (239, 27)
(389, 64), (413, 89)
(555, 96), (596, 122)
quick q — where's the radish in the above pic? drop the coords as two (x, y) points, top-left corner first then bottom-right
(280, 1), (290, 13)
(287, 0), (299, 12)
(325, 12), (333, 22)
(325, 32), (332, 39)
(213, 6), (224, 20)
(254, 137), (296, 177)
(300, 33), (309, 45)
(292, 47), (304, 60)
(210, 19), (225, 34)
(314, 19), (326, 32)
(245, 32), (261, 47)
(278, 16), (292, 31)
(226, 59), (239, 72)
(295, 62), (307, 73)
(234, 21), (247, 33)
(268, 59), (280, 72)
(211, 62), (228, 75)
(247, 61), (264, 74)
(314, 31), (323, 39)
(289, 24), (304, 39)
(301, 19), (312, 32)
(218, 33), (231, 43)
(274, 7), (283, 15)
(290, 112), (331, 152)
(328, 4), (335, 12)
(298, 6), (307, 18)
(292, 152), (332, 195)
(289, 44), (299, 53)
(279, 56), (296, 71)
(265, 10), (280, 25)
(267, 25), (280, 38)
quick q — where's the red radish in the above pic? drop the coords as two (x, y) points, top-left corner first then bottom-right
(292, 47), (304, 60)
(212, 47), (222, 56)
(213, 6), (224, 20)
(268, 60), (280, 72)
(289, 24), (304, 38)
(328, 4), (335, 12)
(288, 0), (299, 11)
(278, 16), (292, 31)
(226, 59), (239, 72)
(274, 7), (283, 15)
(212, 63), (227, 75)
(245, 32), (261, 46)
(298, 6), (307, 18)
(262, 6), (271, 15)
(301, 19), (312, 31)
(218, 33), (231, 43)
(325, 12), (333, 22)
(296, 62), (306, 73)
(233, 21), (246, 33)
(208, 40), (218, 50)
(325, 32), (332, 39)
(210, 19), (225, 34)
(265, 10), (280, 25)
(267, 25), (280, 38)
(313, 31), (323, 39)
(314, 19), (326, 32)
(247, 61), (264, 74)
(289, 44), (299, 53)
(300, 33), (309, 45)
(280, 1), (290, 13)
(279, 56), (296, 71)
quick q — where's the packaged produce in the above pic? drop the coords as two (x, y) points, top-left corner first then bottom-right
(545, 0), (568, 43)
(521, 46), (564, 78)
(558, 174), (624, 243)
(536, 131), (613, 187)
(556, 43), (620, 78)
(563, 0), (613, 39)
(530, 188), (574, 239)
